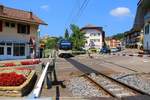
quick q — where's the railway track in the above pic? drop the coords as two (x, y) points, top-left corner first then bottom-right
(94, 57), (139, 73)
(82, 73), (150, 98)
(66, 58), (150, 99)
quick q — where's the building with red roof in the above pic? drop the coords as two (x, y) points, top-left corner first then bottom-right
(0, 5), (47, 60)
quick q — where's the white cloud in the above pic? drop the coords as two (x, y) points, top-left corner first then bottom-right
(40, 5), (49, 10)
(110, 7), (131, 17)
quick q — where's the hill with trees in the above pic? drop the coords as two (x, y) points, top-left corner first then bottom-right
(111, 33), (124, 40)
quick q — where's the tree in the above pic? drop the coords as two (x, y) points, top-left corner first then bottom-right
(69, 24), (86, 50)
(64, 29), (69, 39)
(112, 33), (124, 40)
(45, 37), (58, 49)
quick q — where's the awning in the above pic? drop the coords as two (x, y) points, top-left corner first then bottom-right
(0, 38), (29, 44)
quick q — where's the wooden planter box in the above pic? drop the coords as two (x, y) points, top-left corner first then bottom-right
(0, 70), (36, 97)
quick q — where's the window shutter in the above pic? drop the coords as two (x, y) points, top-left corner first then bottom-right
(27, 25), (30, 34)
(0, 21), (3, 32)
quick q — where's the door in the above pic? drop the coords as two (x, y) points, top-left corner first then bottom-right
(7, 46), (12, 56)
(5, 43), (13, 58)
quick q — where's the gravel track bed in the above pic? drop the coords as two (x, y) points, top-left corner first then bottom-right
(89, 73), (137, 97)
(66, 77), (110, 97)
(110, 73), (150, 94)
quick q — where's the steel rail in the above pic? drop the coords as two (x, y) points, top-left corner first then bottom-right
(94, 57), (138, 73)
(82, 73), (150, 99)
(67, 57), (150, 98)
(97, 72), (150, 97)
(82, 74), (115, 97)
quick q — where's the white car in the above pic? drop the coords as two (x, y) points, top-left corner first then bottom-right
(110, 48), (119, 53)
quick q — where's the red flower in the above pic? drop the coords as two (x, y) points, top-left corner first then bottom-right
(4, 63), (16, 67)
(15, 67), (31, 71)
(0, 72), (26, 86)
(21, 60), (41, 65)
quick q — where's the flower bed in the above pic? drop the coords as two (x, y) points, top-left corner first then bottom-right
(0, 68), (31, 77)
(4, 63), (16, 67)
(0, 72), (26, 86)
(20, 60), (41, 65)
(0, 67), (36, 96)
(0, 59), (41, 67)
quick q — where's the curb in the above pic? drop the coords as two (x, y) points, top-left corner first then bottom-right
(110, 53), (150, 58)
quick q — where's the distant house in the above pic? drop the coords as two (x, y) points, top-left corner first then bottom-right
(0, 5), (47, 60)
(124, 30), (143, 49)
(80, 24), (105, 52)
(106, 38), (121, 49)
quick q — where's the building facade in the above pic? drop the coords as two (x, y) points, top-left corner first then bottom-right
(124, 30), (143, 49)
(80, 25), (105, 52)
(0, 5), (46, 60)
(106, 38), (121, 49)
(144, 11), (150, 51)
(134, 0), (150, 52)
(124, 0), (148, 50)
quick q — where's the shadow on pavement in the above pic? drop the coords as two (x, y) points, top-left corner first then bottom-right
(65, 58), (100, 74)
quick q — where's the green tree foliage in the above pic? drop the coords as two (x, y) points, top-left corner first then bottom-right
(58, 36), (63, 41)
(64, 29), (69, 39)
(45, 37), (58, 49)
(69, 24), (86, 50)
(112, 33), (124, 40)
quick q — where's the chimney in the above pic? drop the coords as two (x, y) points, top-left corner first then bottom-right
(29, 12), (33, 19)
(0, 5), (4, 15)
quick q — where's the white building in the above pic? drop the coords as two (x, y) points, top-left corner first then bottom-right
(144, 12), (150, 51)
(130, 0), (150, 52)
(81, 25), (105, 52)
(0, 5), (47, 60)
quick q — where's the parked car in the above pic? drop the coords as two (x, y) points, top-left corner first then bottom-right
(110, 48), (119, 53)
(100, 47), (110, 54)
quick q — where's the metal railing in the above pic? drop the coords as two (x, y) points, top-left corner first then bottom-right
(32, 50), (56, 98)
(33, 62), (50, 98)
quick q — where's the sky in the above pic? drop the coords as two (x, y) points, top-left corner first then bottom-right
(0, 0), (138, 37)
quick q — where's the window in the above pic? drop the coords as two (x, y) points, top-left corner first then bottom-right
(145, 24), (149, 34)
(17, 24), (30, 34)
(13, 43), (25, 56)
(0, 47), (4, 55)
(5, 22), (9, 27)
(0, 43), (5, 45)
(0, 21), (3, 32)
(98, 33), (100, 36)
(11, 23), (15, 28)
(6, 43), (12, 46)
(7, 47), (11, 55)
(5, 22), (16, 28)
